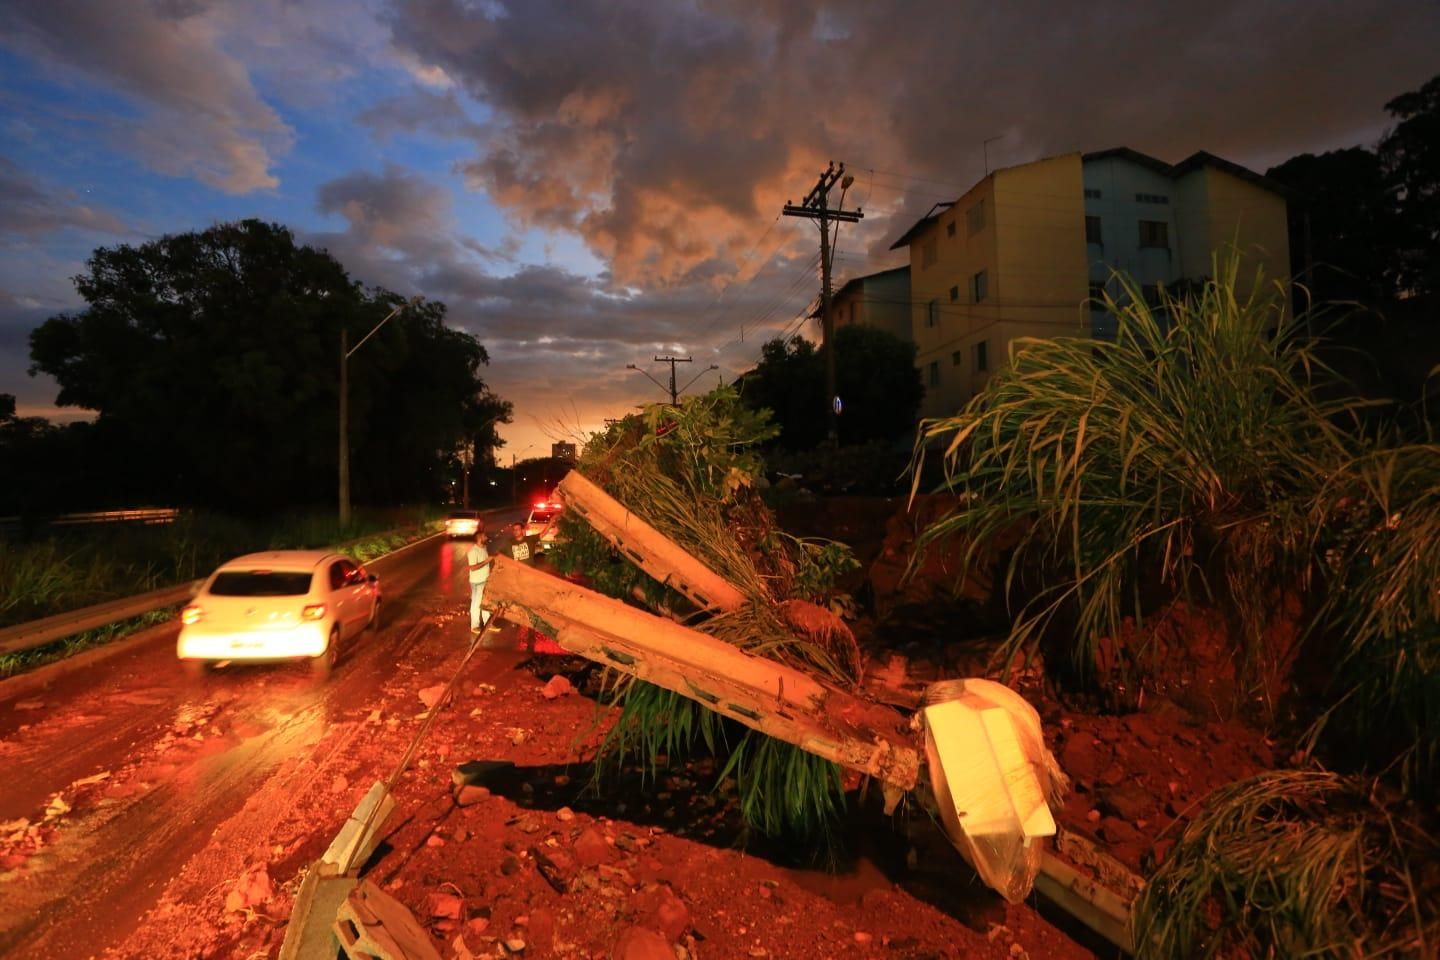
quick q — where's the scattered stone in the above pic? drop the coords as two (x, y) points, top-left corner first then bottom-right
(428, 892), (463, 920)
(1100, 782), (1154, 822)
(612, 926), (673, 960)
(418, 684), (448, 710)
(554, 774), (570, 786)
(1096, 762), (1127, 787)
(330, 774), (349, 794)
(426, 834), (445, 848)
(1086, 808), (1102, 823)
(854, 931), (874, 946)
(531, 846), (576, 893)
(556, 806), (575, 822)
(573, 827), (614, 867)
(510, 729), (527, 745)
(456, 785), (491, 807)
(614, 833), (640, 853)
(500, 855), (522, 876)
(1099, 818), (1142, 846)
(44, 795), (70, 819)
(636, 883), (691, 941)
(540, 675), (574, 699)
(1010, 944), (1029, 959)
(502, 938), (526, 954)
(224, 866), (272, 913)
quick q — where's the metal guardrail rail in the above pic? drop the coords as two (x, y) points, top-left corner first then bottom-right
(0, 521), (463, 658)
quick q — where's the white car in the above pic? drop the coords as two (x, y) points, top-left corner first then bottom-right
(444, 510), (481, 538)
(177, 550), (381, 679)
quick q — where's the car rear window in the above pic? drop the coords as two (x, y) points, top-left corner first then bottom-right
(209, 570), (315, 596)
(529, 511), (555, 524)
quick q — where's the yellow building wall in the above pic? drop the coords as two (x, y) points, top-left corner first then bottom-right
(1196, 168), (1291, 302)
(910, 176), (998, 419)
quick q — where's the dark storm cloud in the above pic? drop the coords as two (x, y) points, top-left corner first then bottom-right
(386, 0), (1440, 286)
(0, 158), (127, 238)
(0, 0), (292, 193)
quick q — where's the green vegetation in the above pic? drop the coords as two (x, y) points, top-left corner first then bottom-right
(551, 387), (859, 844)
(913, 259), (1440, 950)
(1135, 771), (1438, 958)
(0, 507), (440, 629)
(7, 219), (508, 517)
(912, 259), (1358, 695)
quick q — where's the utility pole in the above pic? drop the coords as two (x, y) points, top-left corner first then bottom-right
(783, 162), (862, 446)
(626, 355), (714, 405)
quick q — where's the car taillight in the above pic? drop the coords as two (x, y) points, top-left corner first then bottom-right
(181, 605), (204, 625)
(302, 604), (326, 621)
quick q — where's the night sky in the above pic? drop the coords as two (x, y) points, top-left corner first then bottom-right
(2, 0), (1437, 457)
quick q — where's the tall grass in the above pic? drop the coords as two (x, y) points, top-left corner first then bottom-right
(1307, 440), (1440, 797)
(556, 387), (855, 843)
(911, 259), (1360, 695)
(1134, 771), (1438, 959)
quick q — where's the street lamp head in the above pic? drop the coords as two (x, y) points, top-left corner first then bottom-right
(841, 174), (855, 190)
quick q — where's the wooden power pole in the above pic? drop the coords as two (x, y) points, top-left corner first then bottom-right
(783, 162), (862, 446)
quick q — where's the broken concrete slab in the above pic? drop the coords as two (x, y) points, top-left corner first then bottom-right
(335, 878), (442, 960)
(485, 555), (920, 791)
(322, 780), (395, 875)
(278, 861), (357, 960)
(557, 470), (747, 613)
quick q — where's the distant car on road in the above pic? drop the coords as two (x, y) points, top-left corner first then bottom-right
(525, 499), (564, 552)
(176, 550), (380, 679)
(444, 510), (482, 538)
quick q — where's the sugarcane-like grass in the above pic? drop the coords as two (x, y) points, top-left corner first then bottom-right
(1134, 771), (1438, 959)
(556, 388), (855, 843)
(911, 258), (1359, 698)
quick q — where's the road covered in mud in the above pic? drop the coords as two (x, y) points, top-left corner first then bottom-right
(1, 527), (1097, 960)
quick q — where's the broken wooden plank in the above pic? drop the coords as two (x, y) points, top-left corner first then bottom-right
(556, 470), (748, 612)
(486, 555), (920, 790)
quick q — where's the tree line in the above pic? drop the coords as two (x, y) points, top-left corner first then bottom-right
(1, 220), (509, 518)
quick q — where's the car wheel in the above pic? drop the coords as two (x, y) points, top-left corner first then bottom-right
(367, 596), (381, 631)
(183, 659), (210, 680)
(311, 627), (339, 680)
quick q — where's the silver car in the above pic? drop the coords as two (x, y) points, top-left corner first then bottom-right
(177, 550), (381, 679)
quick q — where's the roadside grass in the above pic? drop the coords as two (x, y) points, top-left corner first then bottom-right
(0, 507), (443, 677)
(914, 261), (1440, 949)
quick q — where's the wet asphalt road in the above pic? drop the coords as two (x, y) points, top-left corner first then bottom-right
(0, 519), (523, 959)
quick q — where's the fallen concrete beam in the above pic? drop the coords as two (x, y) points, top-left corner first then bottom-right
(557, 470), (748, 612)
(486, 555), (920, 791)
(278, 862), (358, 960)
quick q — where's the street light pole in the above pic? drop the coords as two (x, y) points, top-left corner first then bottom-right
(339, 296), (421, 528)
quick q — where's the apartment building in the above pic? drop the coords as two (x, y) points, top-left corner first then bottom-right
(825, 265), (912, 343)
(891, 149), (1289, 419)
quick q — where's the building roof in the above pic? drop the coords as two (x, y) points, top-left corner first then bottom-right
(1083, 147), (1288, 196)
(832, 264), (910, 300)
(888, 201), (954, 251)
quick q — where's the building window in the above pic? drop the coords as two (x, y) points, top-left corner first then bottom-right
(967, 198), (986, 236)
(971, 269), (988, 303)
(946, 220), (956, 238)
(926, 298), (939, 328)
(921, 238), (937, 268)
(1088, 282), (1106, 309)
(1084, 187), (1102, 199)
(927, 361), (939, 388)
(1141, 283), (1162, 306)
(951, 350), (963, 366)
(974, 340), (989, 373)
(1085, 215), (1103, 245)
(1138, 220), (1169, 249)
(1135, 192), (1169, 205)
(948, 284), (959, 302)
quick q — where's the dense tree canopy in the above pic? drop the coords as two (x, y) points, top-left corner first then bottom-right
(1267, 71), (1440, 308)
(739, 324), (922, 451)
(25, 220), (508, 513)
